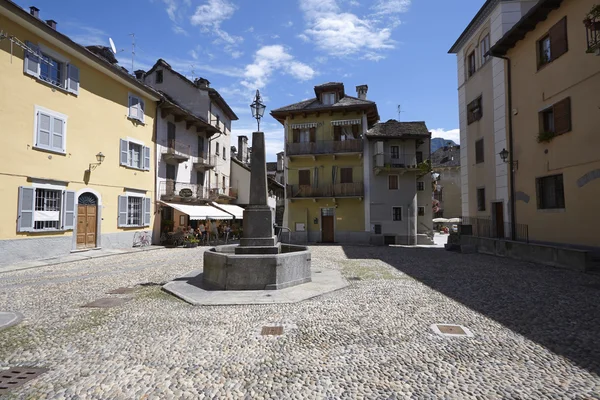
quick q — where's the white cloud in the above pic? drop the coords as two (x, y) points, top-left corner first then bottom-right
(188, 49), (198, 60)
(191, 0), (243, 59)
(172, 25), (188, 35)
(241, 45), (316, 90)
(66, 26), (108, 46)
(299, 0), (411, 59)
(283, 21), (294, 28)
(163, 0), (179, 22)
(430, 128), (460, 144)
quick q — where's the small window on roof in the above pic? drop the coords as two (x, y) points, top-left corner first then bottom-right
(322, 93), (335, 105)
(156, 70), (163, 84)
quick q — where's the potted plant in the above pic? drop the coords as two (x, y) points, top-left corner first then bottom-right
(183, 237), (199, 248)
(583, 5), (600, 29)
(162, 219), (174, 231)
(537, 131), (556, 143)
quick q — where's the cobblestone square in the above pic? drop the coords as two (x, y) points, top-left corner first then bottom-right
(0, 245), (599, 399)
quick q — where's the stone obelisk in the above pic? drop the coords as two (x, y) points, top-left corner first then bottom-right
(235, 131), (279, 254)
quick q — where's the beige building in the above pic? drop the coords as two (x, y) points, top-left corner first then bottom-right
(490, 0), (600, 250)
(432, 145), (462, 219)
(448, 0), (538, 235)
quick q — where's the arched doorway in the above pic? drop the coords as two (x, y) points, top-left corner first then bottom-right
(77, 192), (98, 249)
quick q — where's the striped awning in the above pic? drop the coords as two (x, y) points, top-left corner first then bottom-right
(290, 122), (317, 129)
(331, 119), (361, 126)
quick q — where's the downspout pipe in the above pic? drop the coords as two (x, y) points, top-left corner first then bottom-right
(490, 53), (516, 241)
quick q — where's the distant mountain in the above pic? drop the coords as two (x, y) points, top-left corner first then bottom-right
(431, 138), (457, 153)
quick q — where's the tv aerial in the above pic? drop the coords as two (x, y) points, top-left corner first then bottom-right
(109, 36), (135, 73)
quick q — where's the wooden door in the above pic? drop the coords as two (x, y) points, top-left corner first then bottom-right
(322, 216), (334, 243)
(494, 202), (505, 238)
(76, 205), (97, 249)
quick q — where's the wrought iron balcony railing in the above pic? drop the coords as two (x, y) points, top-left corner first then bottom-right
(372, 153), (419, 169)
(191, 152), (217, 169)
(585, 18), (600, 53)
(287, 139), (363, 156)
(161, 139), (191, 163)
(286, 182), (364, 198)
(159, 180), (208, 202)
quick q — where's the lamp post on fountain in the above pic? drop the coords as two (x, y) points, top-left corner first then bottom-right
(250, 90), (266, 132)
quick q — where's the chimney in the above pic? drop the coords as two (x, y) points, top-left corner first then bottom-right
(276, 152), (284, 172)
(237, 136), (248, 163)
(356, 84), (368, 100)
(46, 19), (57, 30)
(134, 70), (145, 80)
(194, 77), (210, 88)
(29, 6), (39, 18)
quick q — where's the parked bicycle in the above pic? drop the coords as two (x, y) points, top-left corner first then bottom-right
(133, 230), (151, 247)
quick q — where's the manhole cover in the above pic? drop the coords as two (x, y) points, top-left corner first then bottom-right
(0, 367), (48, 394)
(106, 287), (137, 294)
(81, 298), (131, 308)
(431, 324), (474, 337)
(261, 326), (283, 336)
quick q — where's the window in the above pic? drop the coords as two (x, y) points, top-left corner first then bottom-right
(475, 139), (484, 164)
(536, 174), (565, 209)
(388, 175), (399, 190)
(128, 94), (145, 123)
(392, 207), (402, 221)
(120, 139), (150, 170)
(196, 171), (205, 186)
(322, 92), (335, 105)
(467, 51), (476, 77)
(17, 186), (75, 232)
(34, 106), (67, 154)
(418, 206), (425, 217)
(416, 151), (423, 164)
(155, 70), (163, 84)
(539, 97), (571, 135)
(118, 195), (151, 227)
(299, 129), (310, 143)
(417, 181), (425, 191)
(467, 97), (482, 124)
(293, 128), (315, 143)
(222, 176), (226, 189)
(299, 170), (311, 186)
(391, 146), (399, 159)
(23, 41), (79, 94)
(340, 168), (353, 184)
(215, 142), (220, 155)
(477, 188), (486, 211)
(223, 147), (226, 160)
(537, 17), (568, 68)
(480, 34), (491, 65)
(374, 224), (382, 234)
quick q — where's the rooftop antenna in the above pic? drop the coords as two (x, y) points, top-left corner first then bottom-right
(190, 64), (196, 80)
(397, 104), (405, 121)
(129, 33), (135, 73)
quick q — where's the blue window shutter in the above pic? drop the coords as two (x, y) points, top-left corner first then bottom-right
(36, 111), (51, 149)
(143, 197), (151, 226)
(120, 139), (129, 166)
(67, 64), (80, 95)
(128, 96), (138, 119)
(118, 195), (128, 227)
(143, 146), (151, 170)
(51, 116), (65, 153)
(23, 41), (40, 78)
(17, 187), (35, 232)
(139, 99), (145, 123)
(63, 190), (75, 229)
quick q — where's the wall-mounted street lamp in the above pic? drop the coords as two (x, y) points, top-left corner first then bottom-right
(88, 152), (105, 172)
(250, 89), (266, 132)
(498, 148), (518, 170)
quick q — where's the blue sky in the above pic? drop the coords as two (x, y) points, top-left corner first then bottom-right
(14, 0), (483, 161)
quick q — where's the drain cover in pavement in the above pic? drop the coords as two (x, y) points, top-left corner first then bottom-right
(431, 324), (474, 337)
(261, 326), (283, 336)
(106, 287), (137, 294)
(0, 367), (48, 394)
(81, 298), (131, 308)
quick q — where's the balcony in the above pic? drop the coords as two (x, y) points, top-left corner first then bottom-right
(161, 140), (190, 164)
(160, 181), (209, 203)
(372, 153), (419, 175)
(286, 182), (364, 199)
(192, 153), (217, 170)
(209, 187), (238, 200)
(585, 17), (600, 54)
(287, 139), (363, 157)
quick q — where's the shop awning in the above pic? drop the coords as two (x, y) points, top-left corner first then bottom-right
(211, 202), (245, 219)
(161, 202), (232, 220)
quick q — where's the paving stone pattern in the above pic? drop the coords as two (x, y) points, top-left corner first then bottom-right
(0, 245), (599, 399)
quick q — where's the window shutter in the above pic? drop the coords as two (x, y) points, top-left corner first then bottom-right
(334, 125), (342, 141)
(51, 116), (65, 153)
(341, 168), (353, 184)
(37, 111), (51, 149)
(120, 139), (129, 166)
(128, 96), (138, 119)
(292, 129), (299, 143)
(62, 190), (75, 229)
(67, 64), (80, 95)
(139, 99), (145, 123)
(143, 146), (151, 170)
(17, 186), (35, 232)
(313, 167), (318, 188)
(553, 97), (571, 135)
(118, 195), (128, 227)
(331, 165), (337, 184)
(23, 41), (40, 78)
(550, 17), (568, 60)
(299, 170), (310, 186)
(309, 127), (316, 143)
(143, 197), (151, 227)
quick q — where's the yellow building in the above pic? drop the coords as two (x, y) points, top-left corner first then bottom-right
(490, 0), (600, 250)
(0, 1), (160, 265)
(271, 83), (379, 243)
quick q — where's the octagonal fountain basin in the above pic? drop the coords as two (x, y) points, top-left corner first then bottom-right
(203, 244), (311, 290)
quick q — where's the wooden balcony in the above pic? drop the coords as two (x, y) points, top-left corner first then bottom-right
(373, 153), (419, 175)
(287, 139), (363, 157)
(192, 153), (217, 170)
(286, 182), (364, 199)
(209, 187), (237, 200)
(161, 140), (190, 164)
(159, 181), (208, 203)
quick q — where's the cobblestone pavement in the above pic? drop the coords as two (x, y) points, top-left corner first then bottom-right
(0, 245), (599, 399)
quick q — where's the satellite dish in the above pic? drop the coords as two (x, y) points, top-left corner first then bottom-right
(109, 37), (117, 54)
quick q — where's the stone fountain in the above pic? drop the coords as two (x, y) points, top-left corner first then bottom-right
(202, 131), (312, 290)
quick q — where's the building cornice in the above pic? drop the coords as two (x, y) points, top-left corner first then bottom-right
(448, 0), (500, 54)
